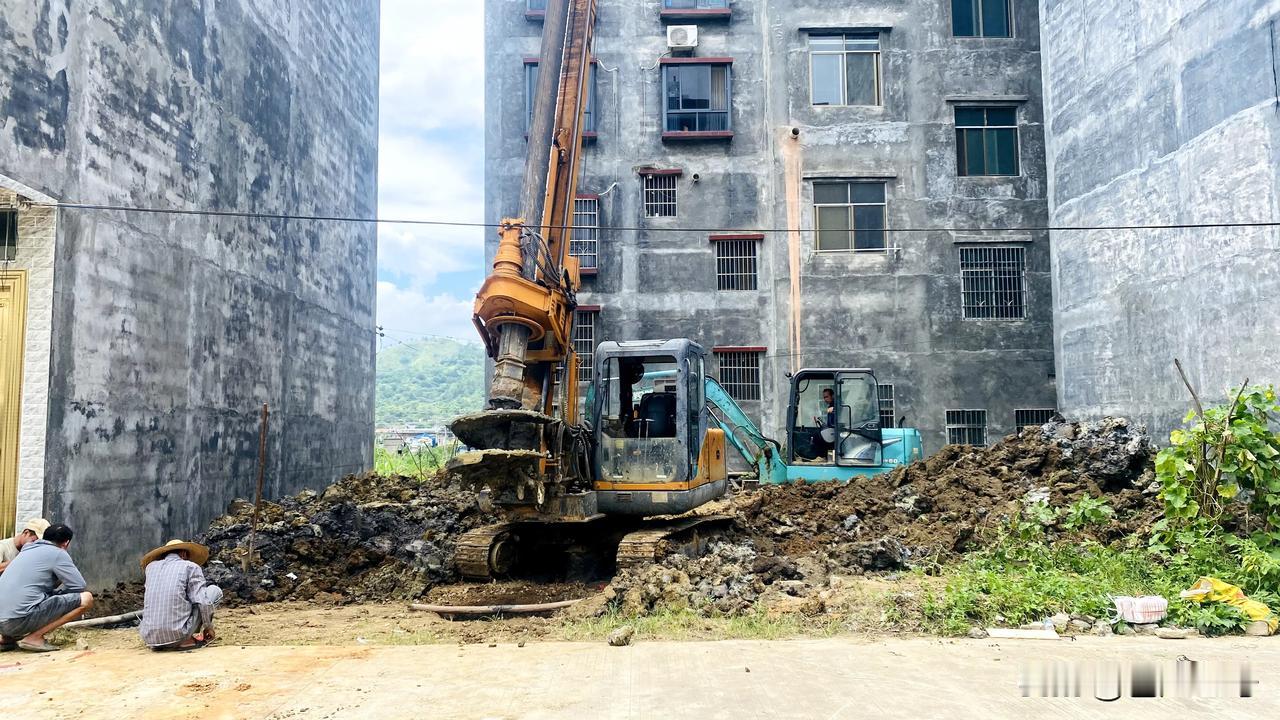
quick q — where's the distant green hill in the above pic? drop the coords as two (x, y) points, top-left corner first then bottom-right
(376, 338), (486, 427)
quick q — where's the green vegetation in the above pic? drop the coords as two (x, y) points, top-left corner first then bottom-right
(914, 385), (1280, 637)
(376, 338), (485, 428)
(373, 446), (460, 478)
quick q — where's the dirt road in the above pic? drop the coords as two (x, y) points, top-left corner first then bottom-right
(1, 635), (1274, 719)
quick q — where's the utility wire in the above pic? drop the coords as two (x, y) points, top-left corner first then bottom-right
(35, 201), (1280, 235)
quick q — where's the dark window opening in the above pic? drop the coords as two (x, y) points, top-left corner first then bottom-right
(716, 238), (758, 291)
(946, 409), (988, 446)
(813, 181), (886, 251)
(716, 350), (762, 401)
(952, 0), (1012, 38)
(1015, 408), (1057, 432)
(663, 64), (732, 132)
(960, 246), (1026, 320)
(956, 106), (1019, 176)
(1, 210), (15, 262)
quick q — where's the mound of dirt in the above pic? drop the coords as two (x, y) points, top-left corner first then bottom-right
(734, 417), (1157, 566)
(196, 472), (497, 605)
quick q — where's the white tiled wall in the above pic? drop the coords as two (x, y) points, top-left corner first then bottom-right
(1, 179), (57, 527)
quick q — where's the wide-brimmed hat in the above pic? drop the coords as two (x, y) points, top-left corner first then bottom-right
(21, 518), (50, 538)
(140, 540), (210, 569)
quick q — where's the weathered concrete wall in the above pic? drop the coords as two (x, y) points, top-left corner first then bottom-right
(1040, 0), (1280, 442)
(0, 0), (379, 583)
(486, 0), (1056, 450)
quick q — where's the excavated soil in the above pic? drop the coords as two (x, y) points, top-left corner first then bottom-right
(90, 417), (1160, 622)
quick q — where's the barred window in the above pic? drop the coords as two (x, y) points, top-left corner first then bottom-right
(573, 310), (597, 382)
(571, 197), (599, 270)
(877, 384), (895, 428)
(716, 350), (762, 401)
(946, 409), (988, 446)
(1015, 408), (1056, 432)
(643, 174), (678, 218)
(960, 246), (1026, 320)
(1, 210), (15, 262)
(715, 238), (758, 291)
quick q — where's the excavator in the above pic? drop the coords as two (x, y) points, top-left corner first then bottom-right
(447, 0), (923, 580)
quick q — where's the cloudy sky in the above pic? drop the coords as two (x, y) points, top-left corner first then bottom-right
(376, 0), (486, 346)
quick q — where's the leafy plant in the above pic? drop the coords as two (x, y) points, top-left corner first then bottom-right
(1156, 377), (1280, 540)
(1063, 496), (1115, 530)
(1184, 603), (1250, 637)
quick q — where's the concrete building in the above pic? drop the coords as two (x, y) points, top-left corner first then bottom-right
(486, 0), (1058, 449)
(0, 1), (378, 583)
(1041, 0), (1280, 441)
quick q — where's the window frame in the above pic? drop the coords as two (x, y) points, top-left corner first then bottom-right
(660, 60), (734, 138)
(945, 409), (988, 447)
(877, 383), (896, 428)
(951, 0), (1014, 39)
(1015, 408), (1057, 432)
(715, 349), (763, 402)
(812, 180), (888, 253)
(524, 60), (598, 136)
(642, 172), (679, 218)
(570, 196), (600, 270)
(955, 106), (1021, 177)
(808, 32), (882, 107)
(959, 245), (1028, 321)
(1, 209), (16, 262)
(573, 309), (598, 383)
(712, 234), (761, 291)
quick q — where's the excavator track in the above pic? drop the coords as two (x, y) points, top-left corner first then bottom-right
(455, 523), (519, 580)
(615, 515), (732, 570)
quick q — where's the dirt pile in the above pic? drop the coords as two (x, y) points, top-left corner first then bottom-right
(733, 418), (1158, 568)
(198, 472), (497, 605)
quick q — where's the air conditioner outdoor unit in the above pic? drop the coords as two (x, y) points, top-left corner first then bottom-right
(667, 25), (699, 51)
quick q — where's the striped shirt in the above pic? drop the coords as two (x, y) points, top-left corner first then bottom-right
(139, 553), (222, 647)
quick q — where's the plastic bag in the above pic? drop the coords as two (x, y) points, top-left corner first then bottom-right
(1111, 595), (1168, 624)
(1180, 577), (1279, 634)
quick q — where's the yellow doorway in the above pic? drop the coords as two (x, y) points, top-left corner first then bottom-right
(0, 270), (27, 537)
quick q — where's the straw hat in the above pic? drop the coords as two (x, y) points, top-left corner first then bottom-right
(21, 518), (50, 538)
(140, 539), (210, 569)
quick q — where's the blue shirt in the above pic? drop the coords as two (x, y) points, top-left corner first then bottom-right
(0, 540), (87, 621)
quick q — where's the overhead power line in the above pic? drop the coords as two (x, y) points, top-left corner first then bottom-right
(37, 201), (1280, 235)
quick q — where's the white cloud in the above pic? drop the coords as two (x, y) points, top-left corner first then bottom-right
(379, 0), (485, 136)
(377, 281), (478, 342)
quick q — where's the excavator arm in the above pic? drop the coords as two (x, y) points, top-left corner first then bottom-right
(704, 377), (789, 484)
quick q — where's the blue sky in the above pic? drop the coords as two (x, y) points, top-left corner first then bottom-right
(376, 0), (486, 344)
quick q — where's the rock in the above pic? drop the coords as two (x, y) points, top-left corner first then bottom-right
(74, 638), (90, 651)
(1245, 621), (1274, 637)
(1050, 613), (1071, 631)
(1069, 619), (1093, 632)
(1071, 614), (1097, 625)
(607, 626), (635, 647)
(968, 627), (989, 639)
(1114, 623), (1134, 636)
(1156, 628), (1191, 640)
(1093, 623), (1114, 637)
(776, 580), (806, 596)
(1134, 623), (1160, 636)
(1019, 622), (1045, 631)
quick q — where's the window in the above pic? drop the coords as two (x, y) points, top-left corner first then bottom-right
(1015, 408), (1057, 432)
(956, 107), (1019, 176)
(878, 384), (896, 428)
(1, 210), (15, 262)
(573, 310), (597, 382)
(525, 62), (596, 134)
(809, 34), (881, 106)
(643, 174), (678, 218)
(571, 197), (599, 270)
(813, 181), (886, 251)
(952, 0), (1012, 38)
(662, 63), (732, 133)
(715, 237), (759, 291)
(960, 246), (1026, 320)
(716, 350), (762, 401)
(663, 0), (729, 8)
(526, 0), (546, 13)
(946, 410), (988, 447)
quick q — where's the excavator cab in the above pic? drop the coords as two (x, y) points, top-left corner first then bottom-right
(590, 339), (727, 515)
(787, 369), (886, 467)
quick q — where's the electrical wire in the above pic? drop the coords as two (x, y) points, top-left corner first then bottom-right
(33, 201), (1280, 235)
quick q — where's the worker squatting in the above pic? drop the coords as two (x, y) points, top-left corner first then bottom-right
(0, 518), (221, 653)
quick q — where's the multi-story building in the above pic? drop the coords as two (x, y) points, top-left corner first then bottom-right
(0, 1), (378, 583)
(485, 0), (1057, 450)
(1041, 0), (1280, 440)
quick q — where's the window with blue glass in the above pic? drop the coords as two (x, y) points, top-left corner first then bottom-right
(952, 0), (1012, 38)
(662, 64), (732, 132)
(955, 107), (1019, 176)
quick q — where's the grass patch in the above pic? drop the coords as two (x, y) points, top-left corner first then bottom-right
(560, 605), (847, 642)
